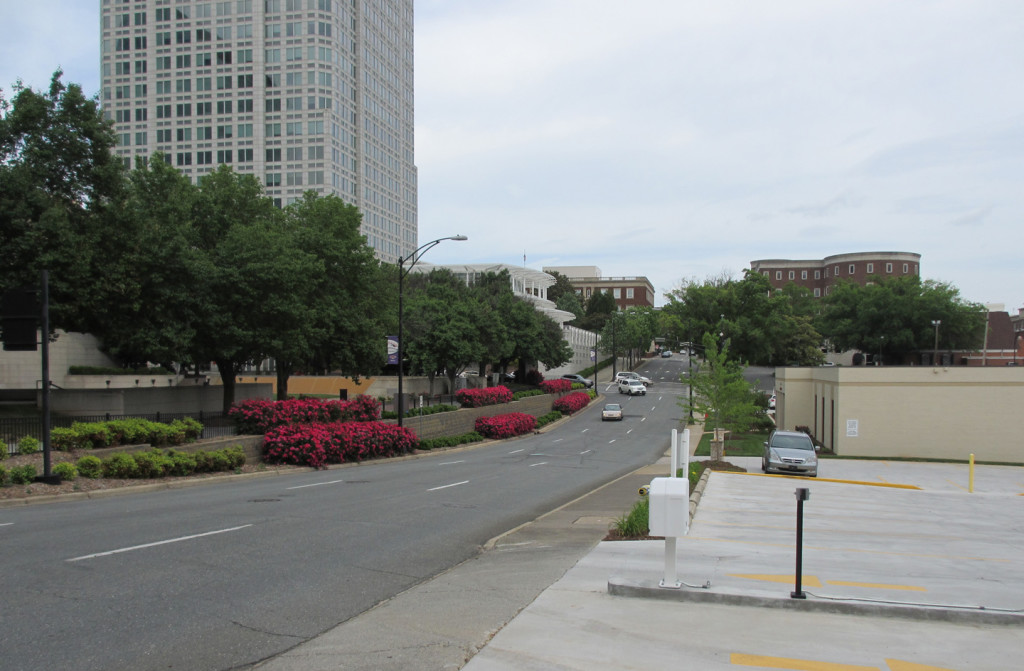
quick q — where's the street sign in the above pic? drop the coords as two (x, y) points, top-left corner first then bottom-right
(0, 287), (39, 351)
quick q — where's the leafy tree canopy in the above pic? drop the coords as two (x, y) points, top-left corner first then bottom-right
(816, 276), (985, 361)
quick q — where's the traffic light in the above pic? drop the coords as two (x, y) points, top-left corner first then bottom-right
(0, 287), (39, 351)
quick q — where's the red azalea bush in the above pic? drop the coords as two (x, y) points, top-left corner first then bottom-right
(474, 413), (537, 439)
(553, 391), (592, 415)
(263, 421), (417, 468)
(456, 386), (513, 408)
(230, 395), (381, 434)
(538, 379), (572, 394)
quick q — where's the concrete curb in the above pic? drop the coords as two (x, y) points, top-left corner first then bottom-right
(607, 577), (1024, 626)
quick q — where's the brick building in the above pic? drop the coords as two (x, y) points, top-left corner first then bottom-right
(542, 266), (655, 309)
(749, 252), (921, 298)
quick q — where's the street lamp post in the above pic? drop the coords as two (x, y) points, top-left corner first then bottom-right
(931, 319), (941, 366)
(397, 235), (468, 427)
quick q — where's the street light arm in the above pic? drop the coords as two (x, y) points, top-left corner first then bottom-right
(399, 235), (468, 278)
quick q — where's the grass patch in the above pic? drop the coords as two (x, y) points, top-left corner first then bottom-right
(694, 430), (769, 457)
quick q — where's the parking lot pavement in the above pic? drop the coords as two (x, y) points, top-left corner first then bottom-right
(464, 460), (1024, 671)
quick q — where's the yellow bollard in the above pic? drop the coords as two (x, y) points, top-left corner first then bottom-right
(969, 453), (975, 493)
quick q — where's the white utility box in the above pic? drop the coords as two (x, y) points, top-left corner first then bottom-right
(648, 477), (690, 537)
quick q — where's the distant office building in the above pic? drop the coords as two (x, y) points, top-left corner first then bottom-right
(99, 0), (417, 263)
(750, 252), (921, 298)
(542, 266), (655, 309)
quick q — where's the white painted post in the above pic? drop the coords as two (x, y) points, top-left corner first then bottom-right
(662, 537), (679, 588)
(670, 429), (678, 478)
(681, 428), (690, 481)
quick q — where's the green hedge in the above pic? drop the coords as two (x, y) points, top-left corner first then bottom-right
(417, 432), (484, 451)
(74, 446), (245, 481)
(68, 365), (173, 375)
(50, 417), (203, 450)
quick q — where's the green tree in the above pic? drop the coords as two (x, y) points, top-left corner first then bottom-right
(0, 70), (123, 328)
(84, 154), (197, 367)
(186, 165), (300, 413)
(577, 289), (616, 331)
(817, 276), (985, 362)
(544, 270), (576, 305)
(555, 291), (584, 322)
(273, 192), (386, 399)
(403, 269), (486, 395)
(682, 333), (759, 460)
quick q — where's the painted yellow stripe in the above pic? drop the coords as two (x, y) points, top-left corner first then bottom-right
(886, 660), (958, 671)
(719, 472), (921, 490)
(826, 580), (926, 592)
(729, 574), (822, 588)
(731, 653), (877, 670)
(690, 537), (1009, 563)
(944, 479), (968, 492)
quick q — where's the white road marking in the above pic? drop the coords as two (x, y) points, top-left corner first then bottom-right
(627, 429), (634, 434)
(609, 440), (617, 444)
(0, 522), (13, 527)
(438, 460), (465, 465)
(508, 449), (524, 454)
(641, 417), (647, 422)
(287, 479), (345, 490)
(428, 480), (469, 492)
(529, 462), (548, 467)
(67, 525), (253, 562)
(552, 438), (563, 443)
(581, 428), (589, 433)
(580, 450), (592, 455)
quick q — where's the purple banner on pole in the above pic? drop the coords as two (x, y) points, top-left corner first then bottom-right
(387, 335), (399, 365)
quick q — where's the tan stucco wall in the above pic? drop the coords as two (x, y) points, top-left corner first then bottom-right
(776, 367), (1024, 462)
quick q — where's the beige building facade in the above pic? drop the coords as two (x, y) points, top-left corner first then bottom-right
(776, 366), (1024, 462)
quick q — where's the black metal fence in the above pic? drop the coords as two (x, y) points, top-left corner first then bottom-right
(1, 412), (236, 455)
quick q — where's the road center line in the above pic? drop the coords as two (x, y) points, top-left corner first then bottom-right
(529, 462), (547, 467)
(438, 460), (465, 465)
(508, 449), (524, 454)
(428, 480), (469, 492)
(609, 439), (616, 444)
(0, 522), (13, 527)
(580, 450), (592, 455)
(67, 525), (253, 562)
(287, 479), (345, 489)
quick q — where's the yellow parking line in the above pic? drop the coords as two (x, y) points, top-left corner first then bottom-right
(729, 573), (823, 588)
(719, 472), (921, 490)
(690, 536), (1009, 562)
(731, 653), (877, 670)
(885, 660), (958, 671)
(944, 479), (968, 492)
(826, 580), (926, 592)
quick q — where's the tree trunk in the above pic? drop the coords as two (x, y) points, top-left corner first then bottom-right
(275, 364), (292, 401)
(710, 439), (724, 461)
(216, 359), (238, 416)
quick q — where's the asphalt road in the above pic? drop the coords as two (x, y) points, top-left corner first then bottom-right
(0, 360), (691, 671)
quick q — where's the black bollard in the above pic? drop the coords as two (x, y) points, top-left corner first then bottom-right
(791, 487), (810, 599)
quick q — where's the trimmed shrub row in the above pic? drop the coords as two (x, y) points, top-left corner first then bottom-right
(49, 418), (203, 450)
(538, 379), (572, 394)
(552, 391), (593, 415)
(418, 432), (484, 450)
(0, 446), (246, 486)
(263, 421), (418, 468)
(474, 413), (537, 439)
(456, 386), (513, 408)
(229, 396), (381, 434)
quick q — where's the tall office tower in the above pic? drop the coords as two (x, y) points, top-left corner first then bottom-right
(99, 0), (417, 263)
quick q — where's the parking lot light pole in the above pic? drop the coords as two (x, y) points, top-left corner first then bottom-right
(931, 319), (941, 366)
(397, 235), (467, 428)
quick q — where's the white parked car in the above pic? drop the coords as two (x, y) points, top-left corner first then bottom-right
(614, 371), (652, 386)
(618, 379), (647, 396)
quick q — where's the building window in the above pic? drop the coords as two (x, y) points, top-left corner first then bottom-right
(903, 263), (909, 273)
(176, 152), (192, 166)
(867, 263), (874, 274)
(217, 100), (232, 114)
(238, 148), (253, 162)
(196, 102), (212, 116)
(788, 271), (795, 280)
(801, 270), (807, 280)
(175, 55), (190, 68)
(196, 53), (212, 67)
(217, 149), (233, 163)
(848, 264), (855, 275)
(196, 151), (213, 165)
(813, 288), (821, 298)
(814, 270), (820, 279)
(834, 265), (839, 275)
(886, 263), (893, 273)
(626, 288), (634, 299)
(238, 99), (253, 113)
(156, 129), (171, 143)
(176, 128), (191, 141)
(775, 271), (782, 280)
(266, 148), (281, 162)
(613, 288), (621, 299)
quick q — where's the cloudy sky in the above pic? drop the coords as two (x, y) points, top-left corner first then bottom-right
(3, 1), (1022, 310)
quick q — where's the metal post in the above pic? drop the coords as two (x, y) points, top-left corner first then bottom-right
(40, 270), (54, 482)
(931, 319), (941, 366)
(791, 487), (810, 599)
(397, 258), (405, 427)
(662, 536), (680, 589)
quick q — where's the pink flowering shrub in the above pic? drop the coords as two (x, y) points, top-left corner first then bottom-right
(538, 379), (572, 394)
(263, 421), (417, 468)
(474, 413), (537, 439)
(230, 396), (381, 434)
(552, 391), (592, 415)
(455, 386), (514, 408)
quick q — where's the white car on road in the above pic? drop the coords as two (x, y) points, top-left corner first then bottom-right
(618, 379), (647, 396)
(614, 371), (651, 386)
